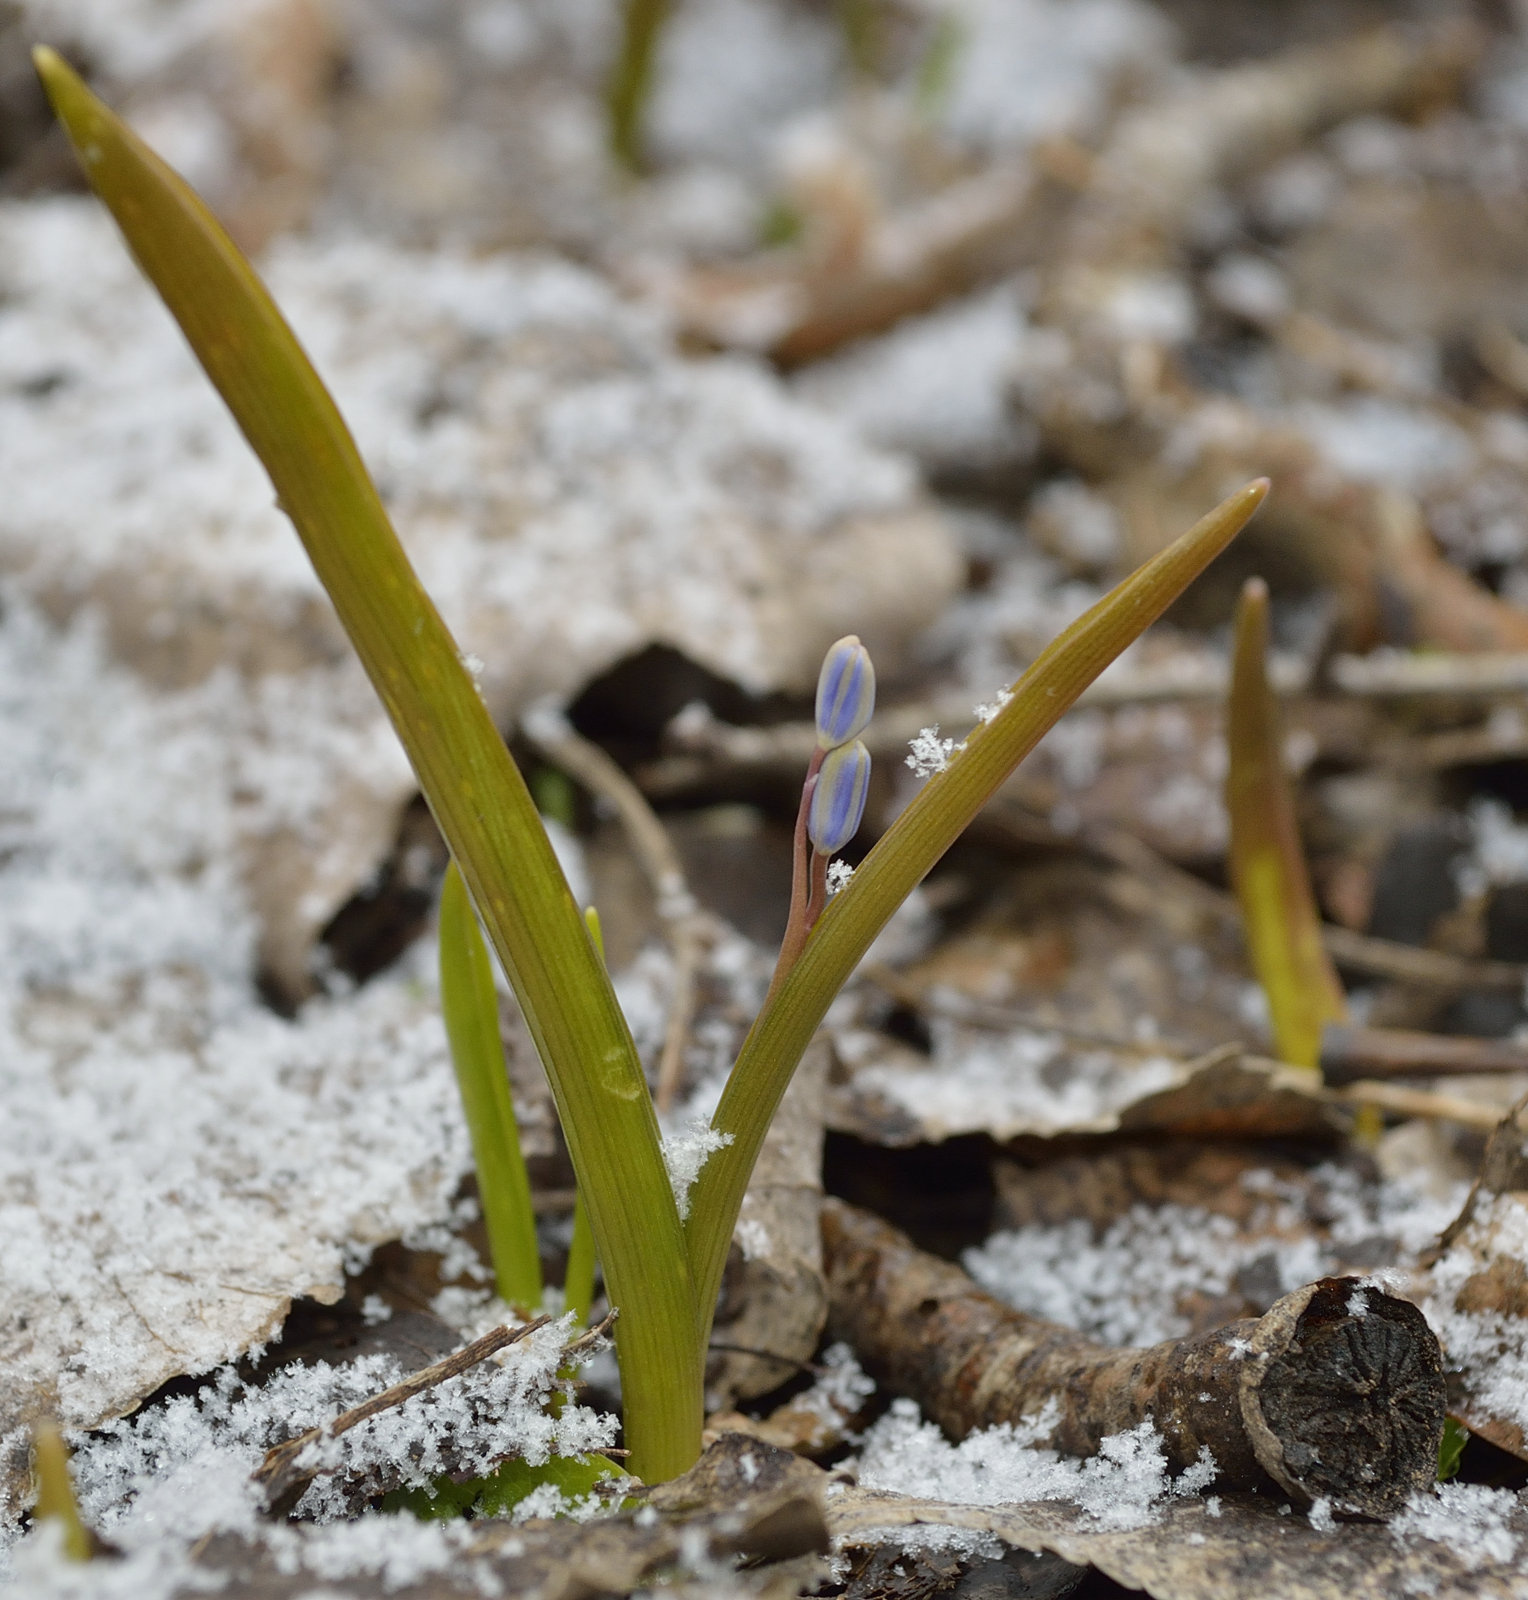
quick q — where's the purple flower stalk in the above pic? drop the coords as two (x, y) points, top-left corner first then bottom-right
(809, 738), (871, 856)
(815, 635), (875, 750)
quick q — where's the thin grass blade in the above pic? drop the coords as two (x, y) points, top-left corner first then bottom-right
(440, 862), (542, 1312)
(1226, 577), (1347, 1070)
(31, 1423), (92, 1561)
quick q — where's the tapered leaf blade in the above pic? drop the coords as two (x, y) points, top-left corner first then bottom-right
(35, 47), (702, 1481)
(686, 480), (1271, 1314)
(1226, 576), (1347, 1070)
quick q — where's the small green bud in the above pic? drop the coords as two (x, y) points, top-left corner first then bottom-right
(815, 635), (875, 749)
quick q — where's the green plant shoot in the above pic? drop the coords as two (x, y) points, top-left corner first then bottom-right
(439, 861), (542, 1313)
(684, 481), (1270, 1324)
(36, 46), (1271, 1483)
(564, 907), (607, 1331)
(607, 0), (670, 173)
(1437, 1416), (1469, 1482)
(33, 47), (700, 1484)
(31, 1423), (91, 1562)
(1226, 577), (1347, 1071)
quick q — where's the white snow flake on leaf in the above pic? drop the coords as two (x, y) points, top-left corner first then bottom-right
(906, 726), (957, 779)
(660, 1119), (735, 1222)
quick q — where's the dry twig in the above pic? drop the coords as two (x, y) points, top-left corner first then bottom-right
(1320, 1024), (1528, 1087)
(824, 1198), (1444, 1518)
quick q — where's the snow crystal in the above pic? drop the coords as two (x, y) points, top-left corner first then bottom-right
(1421, 1193), (1528, 1445)
(906, 727), (957, 779)
(974, 687), (1013, 725)
(1392, 1483), (1523, 1571)
(660, 1119), (735, 1222)
(854, 1400), (1211, 1533)
(1308, 1497), (1336, 1533)
(798, 1344), (876, 1428)
(360, 1295), (393, 1326)
(964, 1165), (1461, 1347)
(825, 859), (855, 896)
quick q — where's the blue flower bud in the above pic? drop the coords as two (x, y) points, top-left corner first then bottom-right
(809, 738), (871, 855)
(815, 635), (875, 749)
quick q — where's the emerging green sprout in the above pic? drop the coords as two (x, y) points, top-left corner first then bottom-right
(607, 0), (670, 173)
(1226, 576), (1347, 1072)
(439, 862), (542, 1313)
(30, 1422), (91, 1562)
(34, 44), (1270, 1483)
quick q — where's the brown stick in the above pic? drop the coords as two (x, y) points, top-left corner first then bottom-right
(823, 1199), (1442, 1518)
(1321, 1024), (1528, 1086)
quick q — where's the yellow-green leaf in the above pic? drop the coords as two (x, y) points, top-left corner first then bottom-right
(34, 46), (702, 1483)
(685, 479), (1271, 1322)
(1226, 576), (1346, 1071)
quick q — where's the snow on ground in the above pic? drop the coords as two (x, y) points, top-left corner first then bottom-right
(963, 1163), (1463, 1347)
(854, 1399), (1216, 1538)
(0, 592), (471, 1525)
(2, 1316), (614, 1592)
(0, 197), (957, 985)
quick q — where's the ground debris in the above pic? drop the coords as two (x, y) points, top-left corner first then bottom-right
(827, 1485), (1528, 1600)
(8, 1434), (831, 1599)
(824, 1197), (1443, 1517)
(1418, 1093), (1528, 1461)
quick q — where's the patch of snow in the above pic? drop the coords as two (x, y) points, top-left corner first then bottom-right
(1391, 1483), (1523, 1571)
(800, 1343), (876, 1427)
(1292, 398), (1474, 496)
(2, 1316), (613, 1588)
(659, 1119), (735, 1222)
(907, 726), (957, 778)
(964, 1165), (1462, 1346)
(648, 0), (841, 171)
(855, 1400), (1209, 1532)
(936, 0), (1171, 156)
(841, 1022), (1183, 1145)
(1456, 797), (1528, 898)
(793, 284), (1035, 472)
(1421, 1193), (1528, 1447)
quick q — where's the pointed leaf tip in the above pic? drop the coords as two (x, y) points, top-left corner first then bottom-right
(32, 45), (80, 106)
(32, 47), (107, 162)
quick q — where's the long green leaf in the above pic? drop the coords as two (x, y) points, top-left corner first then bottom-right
(35, 47), (702, 1481)
(439, 862), (542, 1312)
(1226, 576), (1346, 1070)
(683, 480), (1270, 1320)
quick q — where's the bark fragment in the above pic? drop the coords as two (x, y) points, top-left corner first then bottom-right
(823, 1198), (1444, 1517)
